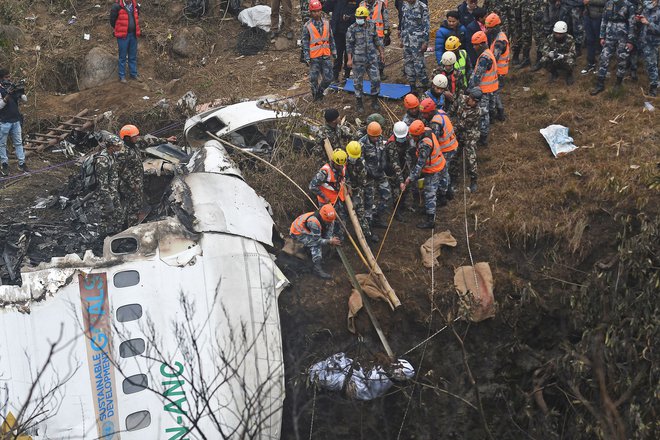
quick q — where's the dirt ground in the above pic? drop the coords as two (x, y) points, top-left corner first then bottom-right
(1, 1), (658, 439)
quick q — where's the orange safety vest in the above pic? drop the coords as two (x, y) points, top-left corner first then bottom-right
(474, 49), (499, 93)
(417, 129), (446, 174)
(290, 212), (322, 236)
(490, 31), (510, 76)
(317, 163), (346, 204)
(430, 111), (458, 153)
(361, 0), (385, 38)
(307, 19), (332, 58)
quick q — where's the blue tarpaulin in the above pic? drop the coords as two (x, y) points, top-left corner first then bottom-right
(330, 79), (412, 100)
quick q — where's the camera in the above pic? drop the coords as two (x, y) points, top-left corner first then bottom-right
(0, 79), (26, 97)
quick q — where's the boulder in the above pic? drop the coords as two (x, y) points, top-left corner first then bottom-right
(171, 27), (205, 58)
(79, 47), (117, 90)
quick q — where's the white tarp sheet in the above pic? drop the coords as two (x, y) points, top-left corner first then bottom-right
(539, 124), (578, 157)
(238, 5), (279, 31)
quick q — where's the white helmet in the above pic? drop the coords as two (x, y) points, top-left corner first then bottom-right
(553, 21), (568, 33)
(432, 74), (448, 89)
(441, 51), (457, 66)
(393, 121), (409, 140)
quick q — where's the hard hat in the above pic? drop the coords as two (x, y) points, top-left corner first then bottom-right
(355, 6), (369, 18)
(441, 51), (457, 66)
(367, 121), (382, 137)
(553, 20), (568, 33)
(409, 120), (426, 137)
(403, 93), (420, 110)
(366, 113), (386, 127)
(332, 148), (347, 166)
(432, 74), (448, 89)
(346, 141), (362, 159)
(468, 87), (483, 101)
(319, 204), (337, 222)
(419, 97), (436, 113)
(393, 121), (409, 140)
(445, 36), (461, 51)
(119, 124), (139, 139)
(485, 13), (501, 28)
(471, 31), (487, 45)
(309, 0), (322, 11)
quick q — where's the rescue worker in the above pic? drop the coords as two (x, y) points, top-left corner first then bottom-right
(309, 148), (349, 240)
(302, 1), (337, 101)
(384, 121), (411, 219)
(401, 120), (448, 229)
(536, 21), (577, 84)
(290, 204), (342, 279)
(402, 93), (420, 125)
(324, 0), (359, 81)
(635, 0), (660, 97)
(485, 13), (509, 122)
(559, 0), (586, 57)
(419, 98), (459, 202)
(345, 140), (379, 242)
(315, 108), (353, 160)
(469, 30), (499, 147)
(118, 124), (148, 227)
(347, 6), (385, 112)
(582, 0), (607, 75)
(400, 0), (431, 95)
(455, 87), (482, 193)
(439, 52), (468, 116)
(360, 121), (391, 229)
(443, 36), (471, 86)
(360, 0), (390, 78)
(357, 113), (387, 138)
(425, 74), (448, 110)
(590, 0), (637, 95)
(493, 0), (517, 34)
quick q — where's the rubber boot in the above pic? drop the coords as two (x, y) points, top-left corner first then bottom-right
(613, 76), (624, 92)
(517, 48), (531, 69)
(371, 214), (388, 229)
(416, 214), (435, 229)
(650, 85), (658, 97)
(530, 51), (543, 72)
(446, 186), (455, 201)
(469, 178), (478, 193)
(312, 262), (332, 279)
(590, 77), (605, 95)
(565, 69), (575, 86)
(371, 95), (381, 111)
(356, 97), (364, 112)
(511, 47), (521, 66)
(496, 107), (506, 121)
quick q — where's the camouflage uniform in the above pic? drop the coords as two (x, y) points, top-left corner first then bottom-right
(560, 0), (586, 51)
(346, 155), (373, 237)
(407, 133), (449, 215)
(79, 150), (125, 236)
(302, 18), (337, 98)
(362, 0), (390, 75)
(346, 20), (383, 98)
(513, 0), (534, 56)
(539, 33), (577, 72)
(301, 0), (310, 24)
(313, 122), (353, 162)
(359, 133), (391, 222)
(423, 109), (458, 194)
(468, 50), (498, 140)
(400, 0), (431, 88)
(454, 94), (480, 183)
(442, 68), (468, 117)
(290, 213), (332, 263)
(402, 109), (420, 126)
(385, 134), (414, 210)
(597, 0), (636, 80)
(309, 164), (348, 240)
(493, 0), (517, 35)
(638, 0), (660, 91)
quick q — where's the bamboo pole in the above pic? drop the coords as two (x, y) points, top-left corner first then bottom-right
(323, 139), (401, 308)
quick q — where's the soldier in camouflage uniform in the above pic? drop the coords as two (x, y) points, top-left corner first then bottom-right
(347, 6), (385, 112)
(360, 0), (390, 78)
(455, 88), (482, 193)
(359, 121), (391, 229)
(309, 150), (348, 240)
(537, 21), (577, 83)
(492, 0), (517, 35)
(590, 0), (637, 94)
(385, 121), (413, 219)
(400, 0), (431, 95)
(469, 31), (499, 147)
(313, 108), (353, 163)
(560, 0), (586, 56)
(303, 1), (337, 101)
(635, 0), (659, 96)
(513, 0), (545, 67)
(345, 140), (379, 242)
(290, 204), (341, 279)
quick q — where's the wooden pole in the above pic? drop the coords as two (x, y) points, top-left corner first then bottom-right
(28, 109), (91, 152)
(323, 139), (401, 308)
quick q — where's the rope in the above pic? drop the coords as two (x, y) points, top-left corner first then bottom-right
(375, 189), (404, 262)
(308, 386), (317, 440)
(461, 137), (481, 296)
(0, 159), (78, 183)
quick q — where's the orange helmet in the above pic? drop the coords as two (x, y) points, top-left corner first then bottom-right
(309, 0), (322, 11)
(485, 13), (501, 29)
(409, 120), (426, 137)
(403, 93), (420, 110)
(471, 31), (487, 45)
(319, 204), (336, 222)
(419, 98), (436, 113)
(367, 121), (382, 137)
(119, 124), (139, 139)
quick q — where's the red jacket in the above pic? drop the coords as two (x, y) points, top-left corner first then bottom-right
(112, 0), (141, 38)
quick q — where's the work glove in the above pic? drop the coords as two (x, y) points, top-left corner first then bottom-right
(555, 53), (564, 60)
(383, 29), (391, 46)
(548, 50), (555, 59)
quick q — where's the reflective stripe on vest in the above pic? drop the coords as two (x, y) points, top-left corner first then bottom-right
(418, 130), (446, 174)
(318, 163), (346, 204)
(453, 49), (469, 88)
(361, 1), (385, 37)
(490, 31), (510, 75)
(474, 49), (499, 93)
(290, 212), (321, 235)
(307, 20), (331, 58)
(430, 112), (458, 153)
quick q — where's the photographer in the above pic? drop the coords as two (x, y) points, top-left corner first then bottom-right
(0, 68), (27, 176)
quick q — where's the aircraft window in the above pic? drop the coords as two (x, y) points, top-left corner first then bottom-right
(123, 374), (148, 394)
(120, 339), (145, 358)
(116, 304), (143, 322)
(126, 410), (151, 431)
(111, 237), (138, 254)
(113, 270), (140, 288)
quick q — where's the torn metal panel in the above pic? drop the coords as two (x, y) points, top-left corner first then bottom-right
(184, 140), (243, 177)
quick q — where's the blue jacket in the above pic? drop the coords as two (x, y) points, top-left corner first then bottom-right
(457, 1), (476, 27)
(323, 0), (358, 35)
(465, 19), (482, 65)
(435, 20), (468, 64)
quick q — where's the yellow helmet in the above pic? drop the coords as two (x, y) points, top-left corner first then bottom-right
(445, 36), (461, 51)
(332, 148), (348, 166)
(346, 141), (362, 159)
(355, 6), (370, 18)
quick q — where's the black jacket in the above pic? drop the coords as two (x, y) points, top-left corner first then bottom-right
(323, 0), (358, 35)
(0, 86), (22, 123)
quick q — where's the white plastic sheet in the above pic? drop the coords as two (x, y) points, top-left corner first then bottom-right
(237, 5), (279, 31)
(539, 124), (578, 157)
